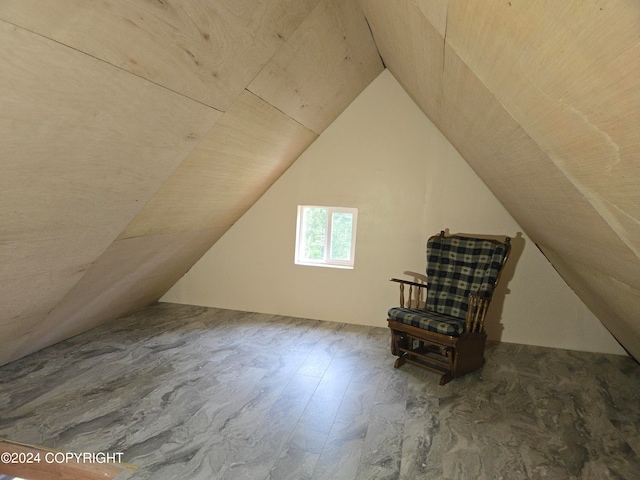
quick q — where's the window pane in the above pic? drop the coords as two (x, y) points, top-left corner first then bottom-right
(303, 207), (326, 260)
(295, 205), (357, 268)
(330, 212), (353, 261)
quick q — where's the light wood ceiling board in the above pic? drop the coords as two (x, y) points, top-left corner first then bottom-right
(0, 269), (83, 366)
(1, 268), (84, 328)
(361, 0), (445, 122)
(444, 0), (640, 260)
(0, 0), (321, 110)
(438, 43), (526, 168)
(412, 0), (450, 37)
(121, 90), (317, 238)
(543, 249), (640, 360)
(11, 228), (226, 365)
(367, 1), (633, 273)
(366, 2), (639, 287)
(248, 0), (383, 134)
(437, 45), (640, 288)
(1, 22), (219, 274)
(364, 11), (630, 280)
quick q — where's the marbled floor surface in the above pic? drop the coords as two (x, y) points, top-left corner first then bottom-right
(1, 303), (639, 479)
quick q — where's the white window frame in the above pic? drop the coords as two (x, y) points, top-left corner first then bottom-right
(295, 205), (358, 269)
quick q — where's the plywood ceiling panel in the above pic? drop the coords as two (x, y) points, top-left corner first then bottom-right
(445, 0), (640, 261)
(0, 0), (320, 110)
(14, 228), (226, 361)
(0, 270), (82, 366)
(413, 0), (449, 37)
(438, 45), (639, 287)
(248, 0), (383, 134)
(360, 0), (444, 121)
(0, 21), (219, 364)
(120, 90), (318, 238)
(544, 249), (640, 359)
(1, 22), (219, 273)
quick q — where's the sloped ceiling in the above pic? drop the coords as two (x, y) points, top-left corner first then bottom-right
(0, 0), (382, 365)
(1, 0), (638, 366)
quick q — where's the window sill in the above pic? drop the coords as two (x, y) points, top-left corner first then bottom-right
(294, 261), (354, 270)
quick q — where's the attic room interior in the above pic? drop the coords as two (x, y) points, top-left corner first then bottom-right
(1, 0), (639, 479)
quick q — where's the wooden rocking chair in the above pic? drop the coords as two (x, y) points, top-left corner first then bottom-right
(388, 231), (511, 385)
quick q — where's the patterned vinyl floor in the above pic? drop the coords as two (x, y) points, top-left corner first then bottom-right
(1, 302), (638, 479)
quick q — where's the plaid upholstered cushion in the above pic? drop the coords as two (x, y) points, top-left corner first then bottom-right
(388, 307), (466, 336)
(426, 235), (509, 320)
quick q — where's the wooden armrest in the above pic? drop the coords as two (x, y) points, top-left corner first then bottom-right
(390, 278), (426, 308)
(389, 278), (427, 289)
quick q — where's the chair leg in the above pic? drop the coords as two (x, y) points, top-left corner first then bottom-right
(390, 328), (408, 357)
(394, 353), (408, 368)
(390, 329), (399, 356)
(439, 372), (453, 385)
(450, 333), (486, 378)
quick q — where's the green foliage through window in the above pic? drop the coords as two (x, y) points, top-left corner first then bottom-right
(330, 212), (353, 261)
(303, 207), (327, 260)
(296, 206), (358, 268)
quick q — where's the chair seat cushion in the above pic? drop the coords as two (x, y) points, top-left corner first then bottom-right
(387, 307), (466, 336)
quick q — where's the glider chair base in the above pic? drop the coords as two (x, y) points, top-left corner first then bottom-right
(389, 320), (487, 385)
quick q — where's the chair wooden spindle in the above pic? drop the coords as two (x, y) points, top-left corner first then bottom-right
(477, 299), (488, 331)
(472, 301), (481, 332)
(465, 296), (474, 332)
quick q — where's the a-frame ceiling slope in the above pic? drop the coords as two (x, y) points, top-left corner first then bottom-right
(361, 0), (640, 359)
(0, 0), (638, 366)
(0, 0), (382, 366)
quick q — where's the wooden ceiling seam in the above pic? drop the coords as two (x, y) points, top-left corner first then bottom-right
(247, 0), (384, 134)
(240, 0), (325, 100)
(0, 17), (225, 113)
(441, 1), (449, 73)
(363, 16), (386, 69)
(245, 88), (320, 134)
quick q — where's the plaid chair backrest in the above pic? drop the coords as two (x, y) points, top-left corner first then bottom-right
(426, 234), (509, 320)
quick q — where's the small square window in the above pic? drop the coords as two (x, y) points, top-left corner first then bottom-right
(295, 205), (358, 269)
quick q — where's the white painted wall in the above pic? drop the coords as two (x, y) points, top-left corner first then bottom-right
(162, 70), (625, 355)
